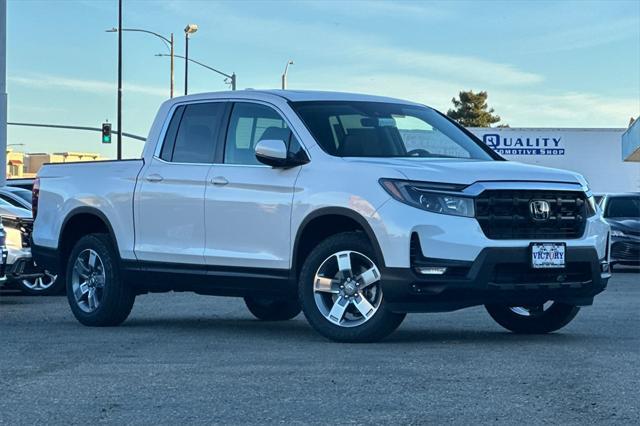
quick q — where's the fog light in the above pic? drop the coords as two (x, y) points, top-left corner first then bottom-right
(416, 266), (448, 275)
(600, 261), (610, 273)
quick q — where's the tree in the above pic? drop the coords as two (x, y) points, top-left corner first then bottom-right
(446, 90), (502, 127)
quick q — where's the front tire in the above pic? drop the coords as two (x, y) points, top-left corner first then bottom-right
(244, 296), (301, 321)
(66, 233), (135, 327)
(485, 302), (580, 334)
(299, 232), (405, 343)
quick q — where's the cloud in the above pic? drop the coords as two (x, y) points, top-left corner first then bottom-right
(159, 1), (542, 87)
(350, 45), (544, 86)
(9, 74), (167, 97)
(301, 0), (452, 20)
(519, 16), (640, 53)
(280, 71), (637, 127)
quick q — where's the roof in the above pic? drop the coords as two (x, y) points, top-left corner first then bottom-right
(168, 89), (424, 106)
(604, 192), (640, 197)
(468, 127), (626, 132)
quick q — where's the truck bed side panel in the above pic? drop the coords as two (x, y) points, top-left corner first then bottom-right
(32, 159), (144, 260)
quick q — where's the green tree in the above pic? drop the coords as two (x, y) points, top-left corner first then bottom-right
(446, 90), (502, 127)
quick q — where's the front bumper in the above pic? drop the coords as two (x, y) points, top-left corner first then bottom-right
(382, 246), (610, 313)
(0, 248), (8, 280)
(4, 245), (49, 282)
(371, 196), (610, 268)
(610, 238), (640, 266)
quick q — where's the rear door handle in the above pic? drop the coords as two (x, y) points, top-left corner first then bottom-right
(210, 176), (229, 186)
(145, 174), (164, 183)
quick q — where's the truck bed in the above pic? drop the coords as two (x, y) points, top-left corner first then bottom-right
(33, 159), (145, 260)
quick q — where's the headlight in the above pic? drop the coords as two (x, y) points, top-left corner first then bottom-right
(611, 230), (626, 238)
(379, 179), (474, 217)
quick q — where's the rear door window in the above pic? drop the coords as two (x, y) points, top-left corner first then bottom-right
(160, 102), (225, 164)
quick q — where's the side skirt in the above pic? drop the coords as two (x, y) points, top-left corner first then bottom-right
(121, 260), (297, 298)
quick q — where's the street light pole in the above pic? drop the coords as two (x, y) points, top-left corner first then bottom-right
(107, 28), (174, 98)
(281, 60), (294, 90)
(184, 32), (188, 96)
(156, 53), (236, 90)
(117, 0), (123, 160)
(184, 24), (198, 96)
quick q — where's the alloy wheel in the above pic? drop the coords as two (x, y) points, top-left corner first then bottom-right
(71, 249), (106, 313)
(21, 270), (58, 292)
(313, 250), (383, 327)
(509, 301), (554, 317)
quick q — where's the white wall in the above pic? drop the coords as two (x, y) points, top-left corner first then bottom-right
(469, 128), (640, 193)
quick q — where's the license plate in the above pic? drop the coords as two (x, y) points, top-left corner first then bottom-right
(531, 243), (565, 269)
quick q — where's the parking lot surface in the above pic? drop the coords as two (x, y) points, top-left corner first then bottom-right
(1, 271), (638, 425)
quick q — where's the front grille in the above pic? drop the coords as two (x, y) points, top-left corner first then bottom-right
(475, 190), (588, 240)
(491, 262), (592, 284)
(611, 241), (640, 262)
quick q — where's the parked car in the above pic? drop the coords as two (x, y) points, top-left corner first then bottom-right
(6, 178), (35, 191)
(0, 197), (60, 295)
(0, 186), (32, 209)
(599, 193), (640, 270)
(0, 221), (7, 286)
(32, 90), (611, 342)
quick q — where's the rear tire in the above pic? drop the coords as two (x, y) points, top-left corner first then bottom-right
(485, 302), (580, 334)
(244, 296), (301, 321)
(66, 233), (135, 327)
(299, 232), (405, 343)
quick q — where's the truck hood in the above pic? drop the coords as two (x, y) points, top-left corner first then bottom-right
(342, 158), (586, 187)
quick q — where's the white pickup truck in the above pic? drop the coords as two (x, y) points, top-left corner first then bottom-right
(32, 90), (612, 342)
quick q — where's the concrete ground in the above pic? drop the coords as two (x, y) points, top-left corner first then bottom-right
(1, 270), (638, 425)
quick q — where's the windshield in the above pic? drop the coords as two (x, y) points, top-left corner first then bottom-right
(290, 101), (497, 160)
(11, 188), (32, 204)
(605, 197), (640, 218)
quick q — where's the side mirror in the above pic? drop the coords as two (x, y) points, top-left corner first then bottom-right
(255, 139), (288, 167)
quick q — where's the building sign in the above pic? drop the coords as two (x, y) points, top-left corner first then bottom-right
(483, 134), (565, 155)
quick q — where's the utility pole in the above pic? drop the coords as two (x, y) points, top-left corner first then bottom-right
(0, 0), (7, 185)
(170, 33), (174, 98)
(117, 0), (123, 160)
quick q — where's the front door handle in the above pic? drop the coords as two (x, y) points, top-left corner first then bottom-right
(145, 174), (164, 183)
(210, 176), (229, 186)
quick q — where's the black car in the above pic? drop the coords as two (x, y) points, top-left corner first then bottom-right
(600, 193), (640, 270)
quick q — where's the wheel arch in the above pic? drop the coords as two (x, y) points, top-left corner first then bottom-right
(58, 207), (121, 273)
(291, 207), (385, 279)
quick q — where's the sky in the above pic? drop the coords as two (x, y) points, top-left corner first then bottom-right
(5, 0), (640, 159)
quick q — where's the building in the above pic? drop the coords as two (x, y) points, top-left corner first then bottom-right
(6, 151), (104, 178)
(470, 127), (640, 194)
(6, 149), (24, 177)
(622, 118), (640, 162)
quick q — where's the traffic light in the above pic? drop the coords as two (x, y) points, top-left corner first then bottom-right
(102, 123), (112, 144)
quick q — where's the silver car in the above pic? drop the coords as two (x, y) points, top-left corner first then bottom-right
(0, 195), (60, 295)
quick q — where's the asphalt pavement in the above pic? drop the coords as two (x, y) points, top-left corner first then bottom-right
(1, 270), (638, 425)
